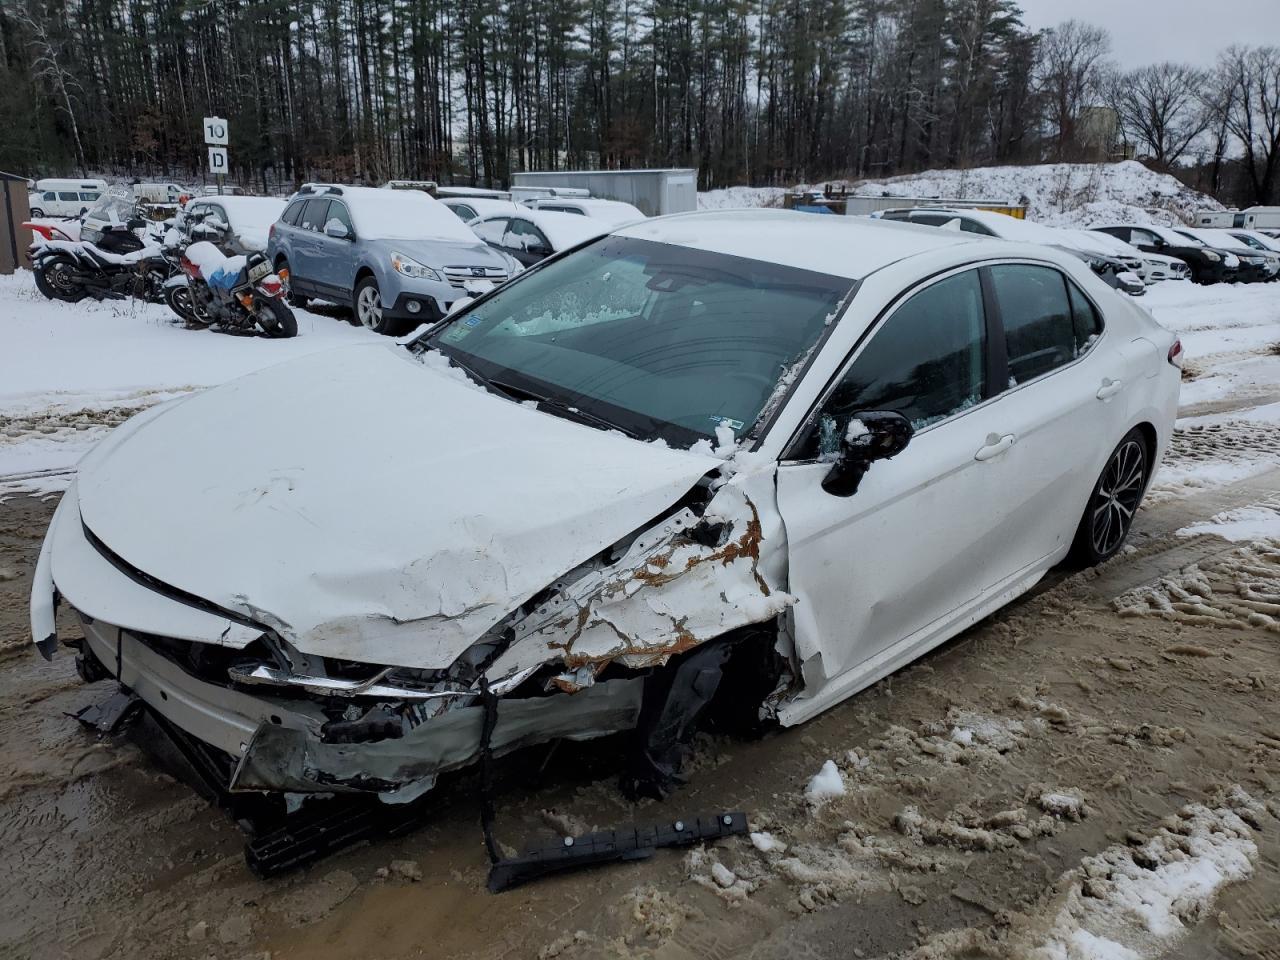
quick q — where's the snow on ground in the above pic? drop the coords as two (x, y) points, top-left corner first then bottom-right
(699, 162), (1218, 227)
(0, 270), (378, 496)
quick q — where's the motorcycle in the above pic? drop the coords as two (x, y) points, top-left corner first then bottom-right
(30, 194), (176, 305)
(164, 241), (297, 338)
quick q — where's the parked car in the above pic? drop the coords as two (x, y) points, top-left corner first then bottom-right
(436, 186), (512, 201)
(200, 185), (245, 196)
(470, 208), (610, 266)
(31, 210), (1180, 814)
(1218, 228), (1280, 257)
(133, 182), (191, 205)
(1171, 227), (1278, 283)
(879, 208), (1144, 295)
(521, 196), (646, 226)
(28, 178), (108, 218)
(267, 184), (521, 335)
(440, 196), (523, 224)
(1092, 224), (1238, 284)
(1070, 229), (1170, 284)
(181, 196), (286, 254)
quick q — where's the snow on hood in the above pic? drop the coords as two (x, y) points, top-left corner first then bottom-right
(74, 345), (721, 669)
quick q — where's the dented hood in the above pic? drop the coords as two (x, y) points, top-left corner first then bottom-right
(75, 345), (721, 668)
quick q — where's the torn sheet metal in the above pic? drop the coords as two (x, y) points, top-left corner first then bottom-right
(230, 676), (644, 795)
(489, 474), (795, 678)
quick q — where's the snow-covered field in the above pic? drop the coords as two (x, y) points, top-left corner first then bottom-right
(0, 271), (379, 496)
(699, 160), (1220, 228)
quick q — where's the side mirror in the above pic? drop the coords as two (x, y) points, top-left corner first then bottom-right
(324, 220), (351, 240)
(821, 410), (914, 498)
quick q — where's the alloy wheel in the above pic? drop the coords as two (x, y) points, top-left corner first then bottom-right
(1089, 439), (1145, 557)
(356, 285), (382, 330)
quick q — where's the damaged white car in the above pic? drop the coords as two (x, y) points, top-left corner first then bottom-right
(31, 210), (1181, 811)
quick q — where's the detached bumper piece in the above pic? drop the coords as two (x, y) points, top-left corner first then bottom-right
(487, 812), (749, 893)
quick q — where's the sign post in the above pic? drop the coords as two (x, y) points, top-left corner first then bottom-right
(203, 116), (229, 195)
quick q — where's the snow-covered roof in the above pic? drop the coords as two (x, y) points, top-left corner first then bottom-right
(1174, 227), (1254, 253)
(446, 197), (523, 219)
(308, 186), (478, 243)
(612, 209), (977, 280)
(532, 198), (646, 225)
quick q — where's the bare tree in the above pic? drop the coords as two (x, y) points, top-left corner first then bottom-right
(1036, 19), (1111, 161)
(17, 4), (86, 175)
(1108, 62), (1210, 167)
(1215, 45), (1280, 205)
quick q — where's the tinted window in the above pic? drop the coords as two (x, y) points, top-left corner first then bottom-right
(991, 264), (1077, 384)
(281, 200), (305, 225)
(1067, 281), (1102, 354)
(42, 192), (56, 201)
(878, 211), (912, 222)
(802, 269), (987, 456)
(58, 192), (79, 201)
(958, 218), (996, 236)
(541, 205), (586, 216)
(79, 192), (99, 201)
(909, 213), (954, 227)
(450, 203), (477, 222)
(1128, 228), (1162, 246)
(299, 198), (330, 231)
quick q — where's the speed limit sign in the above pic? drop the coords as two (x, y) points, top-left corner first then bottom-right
(203, 117), (229, 145)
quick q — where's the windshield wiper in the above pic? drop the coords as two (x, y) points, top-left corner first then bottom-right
(489, 380), (640, 439)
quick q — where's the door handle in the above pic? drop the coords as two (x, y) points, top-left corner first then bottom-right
(1096, 377), (1123, 400)
(974, 433), (1016, 461)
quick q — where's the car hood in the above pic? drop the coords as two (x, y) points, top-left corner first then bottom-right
(75, 345), (721, 669)
(365, 237), (512, 270)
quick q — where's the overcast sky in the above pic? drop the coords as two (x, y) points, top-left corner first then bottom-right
(1015, 0), (1280, 68)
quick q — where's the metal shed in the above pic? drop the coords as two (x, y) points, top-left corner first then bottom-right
(0, 171), (33, 275)
(509, 169), (697, 217)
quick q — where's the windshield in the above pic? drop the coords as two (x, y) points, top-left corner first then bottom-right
(85, 188), (136, 225)
(420, 236), (853, 447)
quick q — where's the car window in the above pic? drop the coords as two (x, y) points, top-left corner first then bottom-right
(473, 217), (510, 243)
(541, 205), (585, 216)
(79, 192), (99, 201)
(1067, 280), (1103, 354)
(450, 203), (477, 222)
(908, 212), (954, 227)
(800, 269), (987, 457)
(58, 192), (79, 201)
(1129, 228), (1161, 246)
(958, 218), (996, 236)
(325, 200), (354, 234)
(990, 264), (1079, 385)
(281, 199), (305, 226)
(299, 198), (331, 231)
(505, 218), (550, 251)
(42, 192), (56, 201)
(878, 211), (912, 222)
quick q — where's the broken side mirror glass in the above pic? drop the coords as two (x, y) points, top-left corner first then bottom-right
(821, 410), (913, 498)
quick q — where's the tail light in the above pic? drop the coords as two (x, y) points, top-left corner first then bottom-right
(1168, 339), (1184, 368)
(181, 256), (199, 278)
(269, 223), (276, 241)
(258, 277), (283, 297)
(277, 267), (289, 284)
(238, 293), (255, 308)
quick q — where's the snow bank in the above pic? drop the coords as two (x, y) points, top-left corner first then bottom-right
(1177, 505), (1280, 542)
(698, 186), (787, 210)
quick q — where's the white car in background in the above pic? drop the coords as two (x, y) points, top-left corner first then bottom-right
(180, 196), (287, 253)
(470, 207), (610, 266)
(32, 210), (1180, 811)
(521, 196), (646, 226)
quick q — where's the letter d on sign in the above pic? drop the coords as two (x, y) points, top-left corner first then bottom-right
(208, 147), (228, 175)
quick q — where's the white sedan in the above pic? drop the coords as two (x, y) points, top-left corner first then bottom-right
(30, 210), (1180, 808)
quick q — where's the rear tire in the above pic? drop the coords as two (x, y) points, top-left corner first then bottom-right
(33, 256), (86, 303)
(256, 297), (298, 339)
(29, 207), (44, 218)
(1069, 428), (1149, 567)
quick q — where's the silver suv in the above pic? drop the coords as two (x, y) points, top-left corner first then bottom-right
(267, 184), (520, 335)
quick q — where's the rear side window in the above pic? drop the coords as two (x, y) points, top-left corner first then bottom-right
(1067, 282), (1102, 354)
(804, 269), (987, 452)
(958, 219), (996, 236)
(473, 217), (509, 243)
(58, 192), (79, 201)
(450, 203), (477, 222)
(990, 264), (1078, 384)
(300, 198), (331, 231)
(281, 200), (305, 225)
(79, 192), (99, 201)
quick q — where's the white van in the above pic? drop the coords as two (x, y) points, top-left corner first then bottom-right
(29, 179), (109, 218)
(132, 182), (190, 204)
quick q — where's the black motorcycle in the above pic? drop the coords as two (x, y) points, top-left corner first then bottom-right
(31, 216), (176, 305)
(165, 242), (297, 338)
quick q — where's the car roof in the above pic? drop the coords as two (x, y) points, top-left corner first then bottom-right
(610, 209), (979, 280)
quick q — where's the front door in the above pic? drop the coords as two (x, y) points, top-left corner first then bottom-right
(777, 267), (1019, 706)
